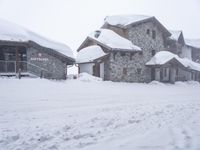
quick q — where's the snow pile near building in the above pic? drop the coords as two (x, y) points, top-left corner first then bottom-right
(175, 81), (199, 86)
(146, 51), (200, 71)
(77, 72), (103, 82)
(169, 30), (182, 41)
(148, 80), (166, 86)
(76, 46), (108, 63)
(186, 39), (200, 49)
(0, 19), (74, 59)
(104, 15), (152, 27)
(89, 29), (141, 51)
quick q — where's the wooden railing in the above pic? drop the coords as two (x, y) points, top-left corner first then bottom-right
(0, 60), (51, 78)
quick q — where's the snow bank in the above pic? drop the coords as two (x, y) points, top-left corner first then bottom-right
(175, 81), (200, 86)
(185, 39), (200, 49)
(76, 45), (107, 63)
(148, 80), (166, 86)
(104, 15), (152, 27)
(89, 29), (141, 51)
(169, 30), (182, 41)
(77, 73), (102, 82)
(0, 79), (200, 150)
(0, 19), (74, 59)
(146, 51), (200, 72)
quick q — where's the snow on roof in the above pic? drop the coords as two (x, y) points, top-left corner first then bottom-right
(146, 51), (200, 72)
(76, 45), (107, 63)
(185, 39), (200, 49)
(0, 19), (74, 59)
(169, 30), (182, 41)
(89, 29), (141, 51)
(104, 15), (152, 27)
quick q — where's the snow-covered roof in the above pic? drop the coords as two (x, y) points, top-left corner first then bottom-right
(146, 51), (200, 72)
(185, 39), (200, 49)
(89, 29), (141, 51)
(76, 45), (108, 63)
(104, 15), (152, 27)
(0, 19), (74, 59)
(169, 30), (182, 41)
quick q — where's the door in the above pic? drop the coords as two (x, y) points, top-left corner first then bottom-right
(93, 63), (100, 77)
(151, 68), (155, 81)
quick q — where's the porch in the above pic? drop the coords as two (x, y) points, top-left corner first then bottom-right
(0, 45), (27, 74)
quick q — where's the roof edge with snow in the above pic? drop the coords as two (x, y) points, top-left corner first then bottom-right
(146, 51), (200, 72)
(103, 15), (171, 37)
(0, 19), (75, 60)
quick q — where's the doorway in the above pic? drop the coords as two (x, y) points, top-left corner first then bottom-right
(151, 68), (155, 81)
(93, 63), (100, 77)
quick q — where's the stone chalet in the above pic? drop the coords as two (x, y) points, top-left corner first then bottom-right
(0, 19), (75, 79)
(77, 15), (200, 83)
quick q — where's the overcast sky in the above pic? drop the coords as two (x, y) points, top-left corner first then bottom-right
(0, 0), (200, 54)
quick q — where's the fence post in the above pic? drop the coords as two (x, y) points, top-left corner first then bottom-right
(40, 70), (44, 78)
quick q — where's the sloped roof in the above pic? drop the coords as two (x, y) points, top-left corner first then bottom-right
(76, 45), (108, 63)
(104, 15), (152, 27)
(0, 19), (74, 60)
(169, 30), (182, 41)
(146, 51), (200, 72)
(88, 29), (141, 52)
(185, 39), (200, 49)
(104, 14), (171, 36)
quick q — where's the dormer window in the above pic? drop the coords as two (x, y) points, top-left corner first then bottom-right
(94, 30), (101, 38)
(151, 50), (156, 56)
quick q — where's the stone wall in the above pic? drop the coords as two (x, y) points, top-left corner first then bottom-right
(127, 22), (167, 82)
(108, 51), (147, 82)
(27, 47), (67, 79)
(105, 21), (167, 82)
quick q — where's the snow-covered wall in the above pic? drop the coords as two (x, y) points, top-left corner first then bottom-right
(180, 46), (192, 60)
(79, 63), (94, 75)
(100, 62), (104, 79)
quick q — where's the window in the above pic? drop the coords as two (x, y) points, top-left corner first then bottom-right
(113, 52), (117, 60)
(123, 68), (127, 75)
(151, 50), (156, 56)
(121, 52), (126, 57)
(94, 30), (101, 38)
(137, 68), (142, 74)
(130, 53), (135, 60)
(146, 29), (150, 35)
(152, 30), (156, 39)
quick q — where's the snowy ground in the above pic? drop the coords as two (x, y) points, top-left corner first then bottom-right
(0, 75), (200, 150)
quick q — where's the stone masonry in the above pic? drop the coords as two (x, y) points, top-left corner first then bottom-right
(27, 47), (67, 79)
(103, 21), (167, 82)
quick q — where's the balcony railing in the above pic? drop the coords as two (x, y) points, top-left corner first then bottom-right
(0, 60), (51, 78)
